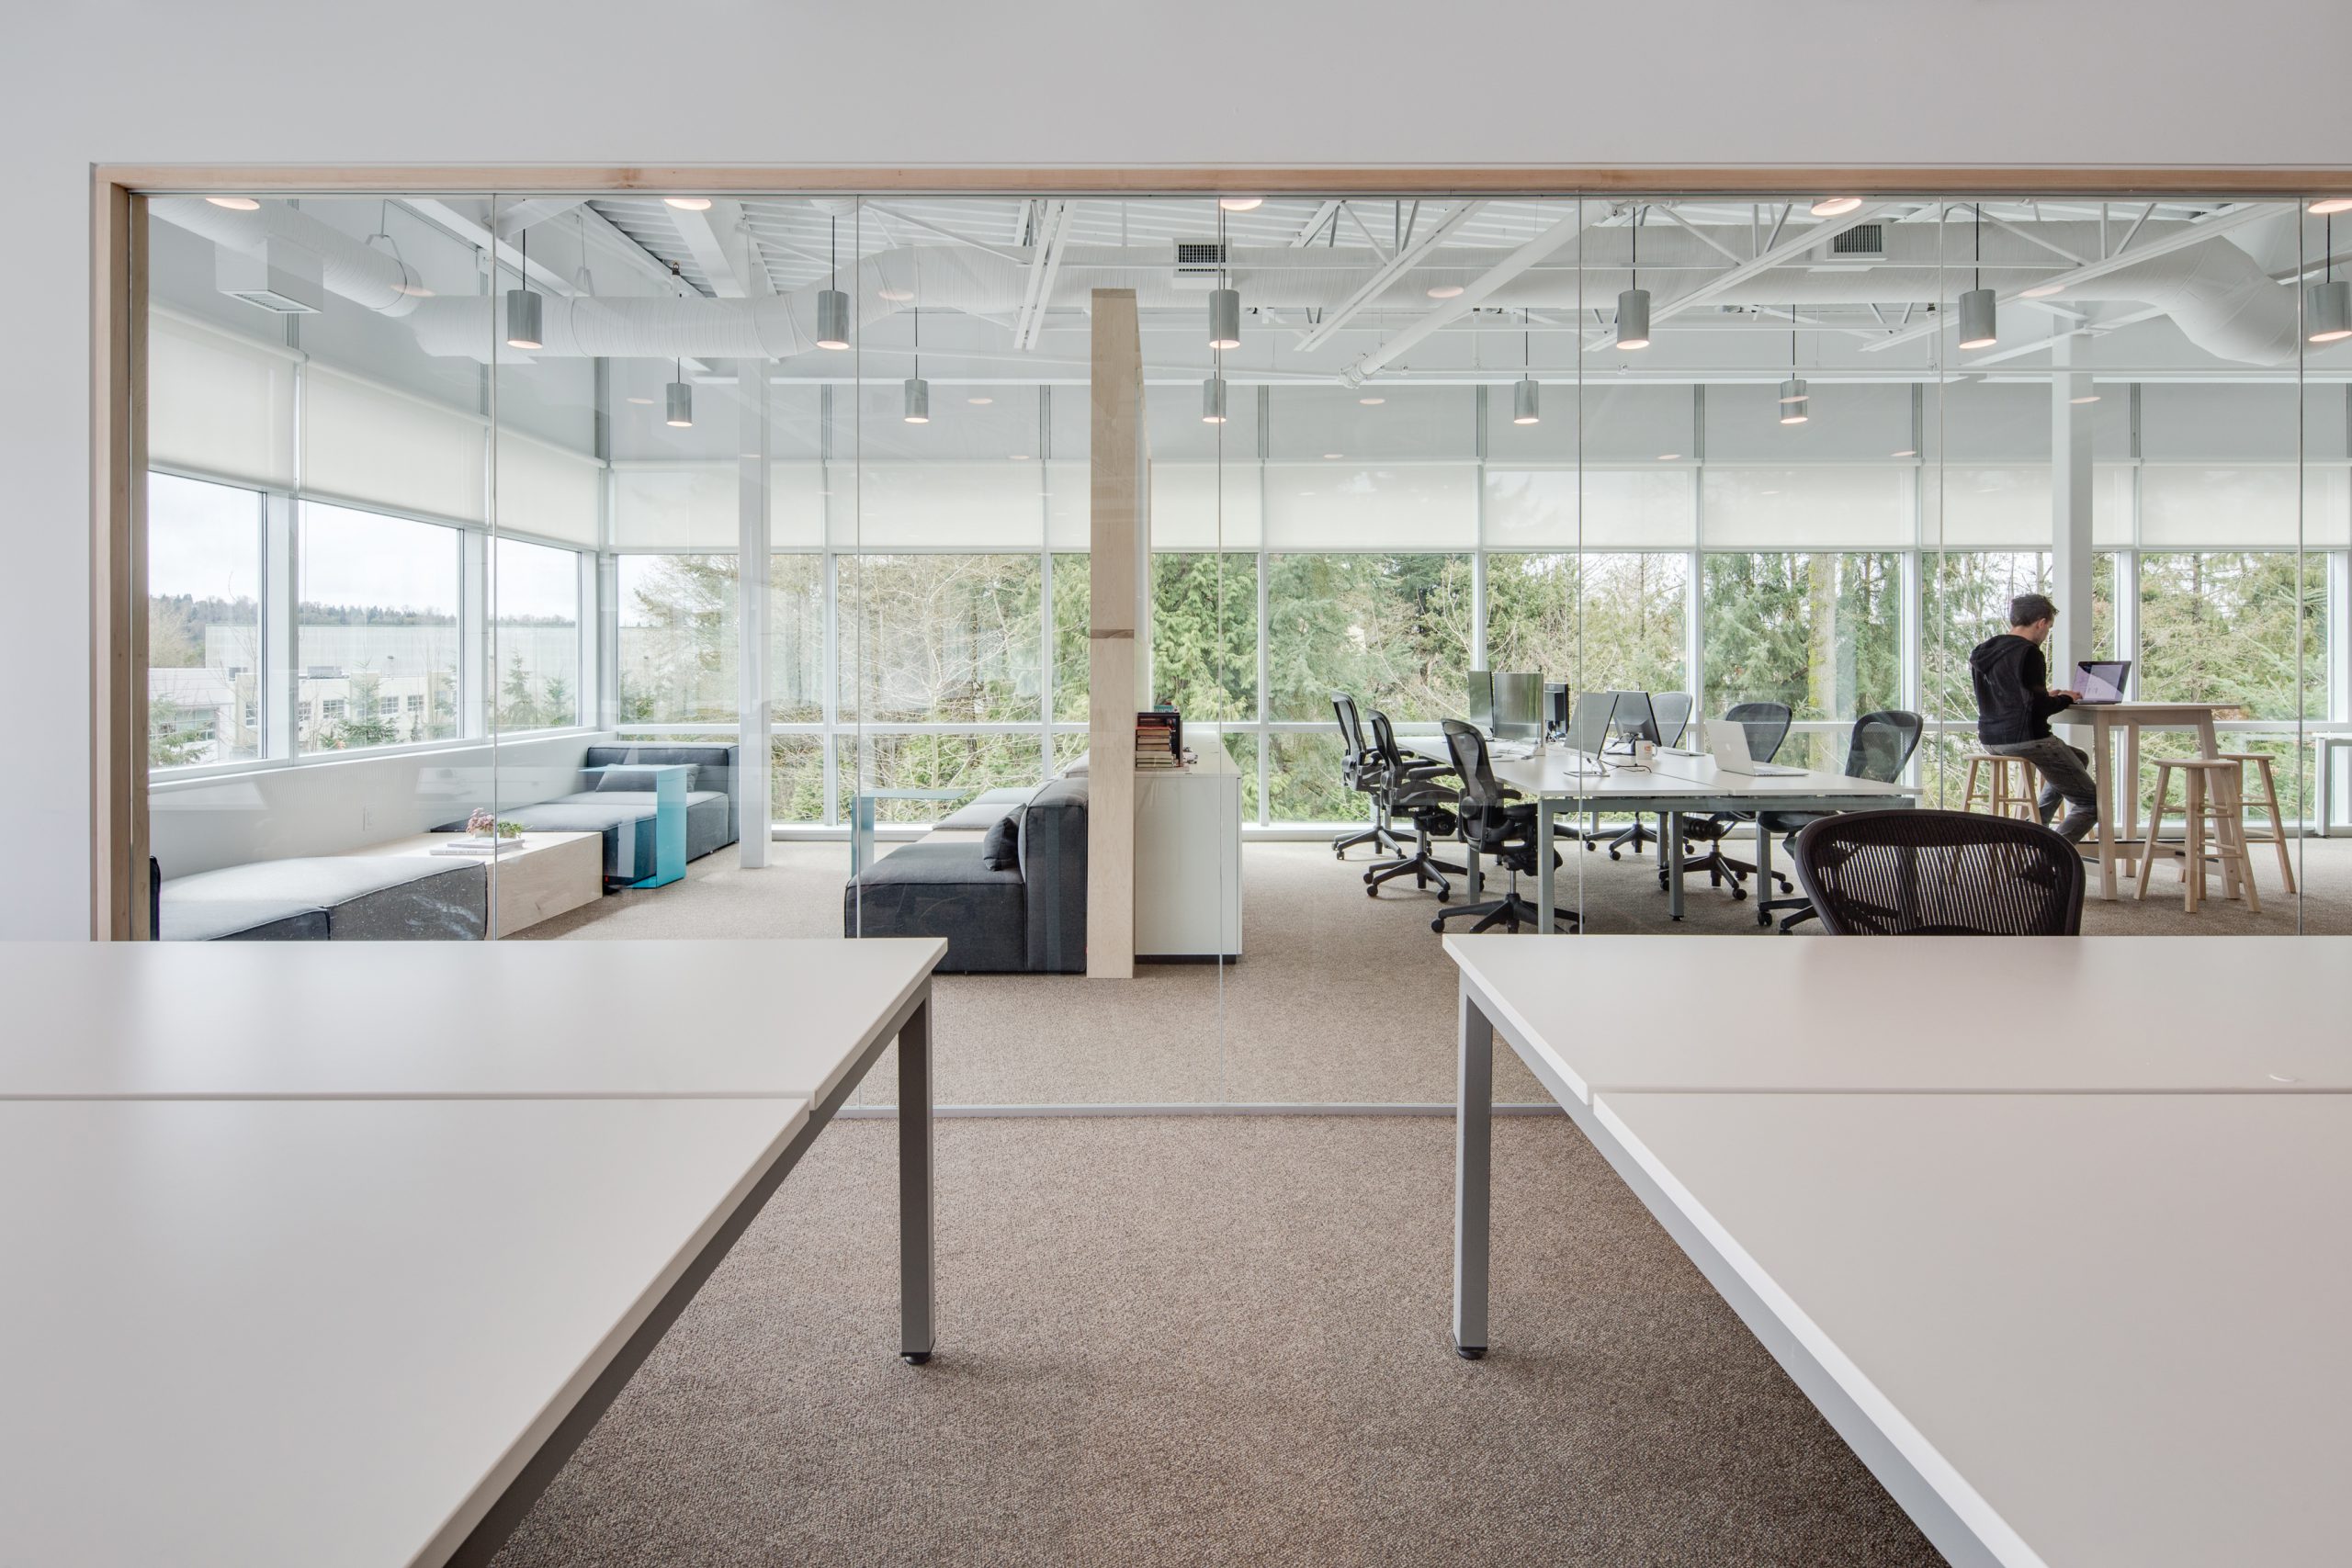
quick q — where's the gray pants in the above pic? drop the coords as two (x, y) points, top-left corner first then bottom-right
(1985, 736), (2099, 842)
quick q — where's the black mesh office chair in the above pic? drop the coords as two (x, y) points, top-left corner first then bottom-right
(1758, 710), (1925, 931)
(1431, 720), (1577, 933)
(1330, 692), (1408, 861)
(1600, 691), (1695, 860)
(1363, 708), (1464, 900)
(1668, 701), (1792, 903)
(1792, 809), (2084, 935)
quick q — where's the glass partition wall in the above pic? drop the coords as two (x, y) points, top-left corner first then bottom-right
(141, 188), (2344, 1105)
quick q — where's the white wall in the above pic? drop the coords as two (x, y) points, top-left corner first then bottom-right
(5, 0), (2350, 936)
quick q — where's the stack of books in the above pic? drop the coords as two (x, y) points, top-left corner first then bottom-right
(1135, 711), (1182, 771)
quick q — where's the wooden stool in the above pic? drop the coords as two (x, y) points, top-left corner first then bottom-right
(1960, 753), (2041, 821)
(2218, 752), (2298, 896)
(2137, 759), (2257, 913)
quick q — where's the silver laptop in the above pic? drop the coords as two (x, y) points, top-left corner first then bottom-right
(1707, 719), (1806, 777)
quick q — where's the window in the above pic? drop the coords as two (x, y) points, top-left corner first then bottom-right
(147, 472), (262, 767)
(2137, 552), (2324, 720)
(1151, 553), (1256, 721)
(617, 554), (738, 725)
(492, 536), (582, 732)
(1052, 552), (1090, 725)
(299, 502), (460, 751)
(1703, 553), (1901, 770)
(838, 554), (1041, 724)
(769, 554), (826, 725)
(1486, 552), (1687, 694)
(1266, 553), (1471, 723)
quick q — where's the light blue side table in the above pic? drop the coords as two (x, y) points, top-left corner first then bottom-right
(850, 788), (973, 881)
(587, 763), (693, 888)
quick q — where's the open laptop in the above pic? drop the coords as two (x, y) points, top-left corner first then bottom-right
(2073, 660), (2132, 705)
(1707, 719), (1807, 777)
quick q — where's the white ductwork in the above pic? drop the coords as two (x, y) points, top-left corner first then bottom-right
(151, 199), (2302, 367)
(151, 197), (426, 318)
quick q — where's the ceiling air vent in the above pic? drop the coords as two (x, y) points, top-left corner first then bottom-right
(1810, 223), (1886, 271)
(1172, 241), (1227, 291)
(217, 239), (324, 313)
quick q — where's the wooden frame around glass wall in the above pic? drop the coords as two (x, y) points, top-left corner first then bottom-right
(88, 163), (2352, 937)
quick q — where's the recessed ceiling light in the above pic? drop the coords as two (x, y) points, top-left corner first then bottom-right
(1892, 448), (1918, 457)
(1359, 396), (1385, 405)
(2310, 197), (2352, 215)
(1811, 197), (1864, 217)
(664, 197), (714, 211)
(1218, 196), (1265, 211)
(968, 396), (994, 405)
(205, 196), (261, 211)
(1010, 453), (1030, 460)
(626, 395), (655, 405)
(1323, 452), (1344, 459)
(2018, 282), (2066, 299)
(1427, 284), (1465, 299)
(1657, 453), (1680, 461)
(877, 287), (915, 301)
(2070, 393), (2102, 404)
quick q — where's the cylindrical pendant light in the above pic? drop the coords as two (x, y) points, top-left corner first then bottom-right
(1202, 375), (1228, 423)
(816, 216), (851, 349)
(1778, 378), (1810, 423)
(1208, 287), (1242, 351)
(902, 304), (930, 422)
(1957, 288), (1999, 350)
(1956, 204), (1996, 349)
(1512, 375), (1541, 425)
(1617, 207), (1651, 349)
(504, 228), (542, 350)
(665, 360), (693, 428)
(2311, 217), (2351, 343)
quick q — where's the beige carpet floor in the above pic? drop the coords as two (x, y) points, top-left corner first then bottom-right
(489, 1115), (1946, 1568)
(525, 833), (2352, 1108)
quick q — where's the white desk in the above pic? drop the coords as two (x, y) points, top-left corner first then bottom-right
(1410, 739), (1917, 926)
(1596, 1091), (2352, 1568)
(1445, 933), (2352, 1103)
(0, 937), (945, 1568)
(1444, 936), (2352, 1568)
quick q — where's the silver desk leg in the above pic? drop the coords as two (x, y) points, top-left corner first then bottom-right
(899, 989), (936, 1364)
(1453, 982), (1493, 1359)
(1757, 817), (1775, 905)
(1535, 799), (1555, 932)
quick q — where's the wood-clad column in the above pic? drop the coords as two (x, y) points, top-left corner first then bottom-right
(91, 180), (148, 939)
(1088, 290), (1146, 978)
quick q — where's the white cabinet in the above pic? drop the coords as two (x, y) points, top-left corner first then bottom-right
(1133, 742), (1243, 960)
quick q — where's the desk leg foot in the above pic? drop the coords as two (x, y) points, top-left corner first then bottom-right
(1453, 1341), (1487, 1361)
(900, 1350), (933, 1366)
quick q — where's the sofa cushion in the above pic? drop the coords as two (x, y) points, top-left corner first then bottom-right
(160, 856), (486, 942)
(594, 762), (696, 794)
(981, 806), (1024, 870)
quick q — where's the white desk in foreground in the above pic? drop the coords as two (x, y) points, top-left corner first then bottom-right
(0, 938), (946, 1568)
(1444, 934), (2352, 1568)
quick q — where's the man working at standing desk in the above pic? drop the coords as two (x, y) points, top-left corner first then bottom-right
(1971, 592), (2098, 842)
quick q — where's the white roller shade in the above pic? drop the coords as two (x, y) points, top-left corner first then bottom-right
(1262, 462), (1475, 550)
(303, 365), (487, 524)
(1483, 468), (1696, 549)
(769, 461), (826, 550)
(2141, 465), (2352, 547)
(611, 461), (737, 549)
(1702, 468), (1911, 548)
(492, 431), (602, 546)
(147, 310), (296, 489)
(1150, 462), (1262, 550)
(1043, 460), (1089, 551)
(830, 461), (1046, 549)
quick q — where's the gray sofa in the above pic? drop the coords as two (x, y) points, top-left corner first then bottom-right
(845, 775), (1087, 973)
(159, 856), (487, 942)
(444, 743), (740, 886)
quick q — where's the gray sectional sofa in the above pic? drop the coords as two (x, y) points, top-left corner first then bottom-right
(159, 856), (487, 942)
(845, 775), (1087, 973)
(441, 743), (740, 886)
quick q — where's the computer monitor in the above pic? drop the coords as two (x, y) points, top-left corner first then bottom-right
(1610, 691), (1659, 749)
(1544, 682), (1570, 736)
(1563, 692), (1617, 757)
(1492, 672), (1544, 742)
(1466, 670), (1494, 731)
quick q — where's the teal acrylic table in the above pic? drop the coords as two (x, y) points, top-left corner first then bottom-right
(587, 764), (692, 888)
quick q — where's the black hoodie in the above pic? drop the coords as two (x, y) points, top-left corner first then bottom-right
(1970, 634), (2073, 744)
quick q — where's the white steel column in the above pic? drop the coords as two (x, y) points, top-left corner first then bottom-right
(2051, 344), (2097, 715)
(737, 361), (772, 866)
(263, 492), (298, 757)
